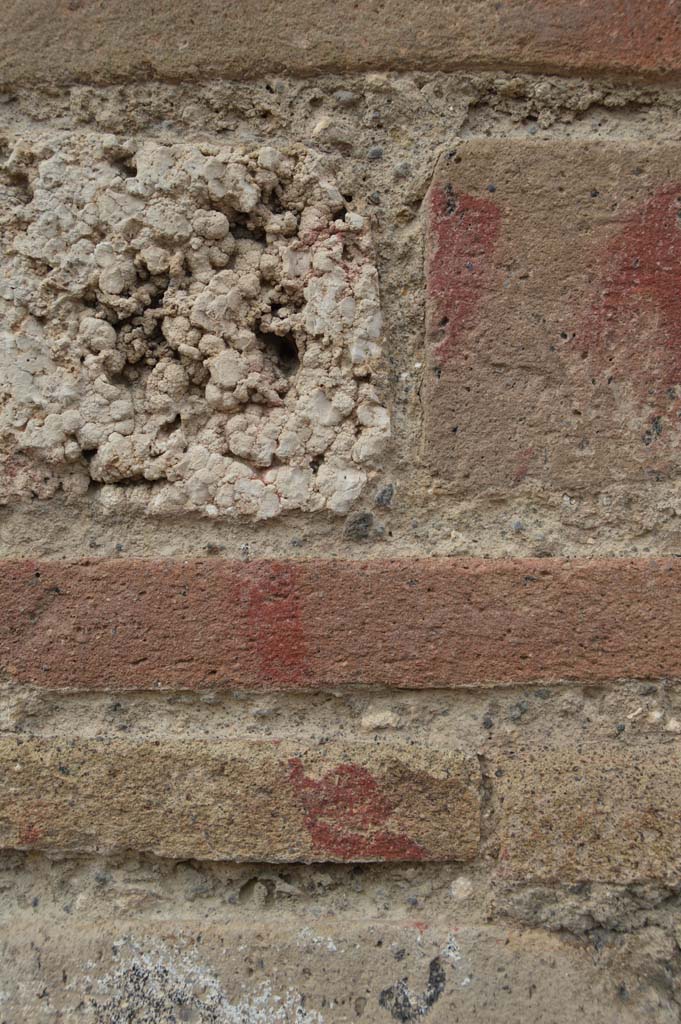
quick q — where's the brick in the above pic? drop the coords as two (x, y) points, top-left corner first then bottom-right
(0, 737), (479, 861)
(2, 1), (680, 85)
(497, 0), (681, 76)
(1, 557), (681, 690)
(2, 920), (667, 1023)
(496, 742), (681, 884)
(425, 140), (681, 496)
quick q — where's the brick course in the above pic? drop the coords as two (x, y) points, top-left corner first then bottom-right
(0, 736), (479, 861)
(2, 557), (680, 689)
(3, 0), (681, 85)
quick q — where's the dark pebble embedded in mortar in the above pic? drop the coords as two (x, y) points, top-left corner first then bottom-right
(375, 484), (394, 508)
(344, 511), (377, 541)
(509, 700), (529, 722)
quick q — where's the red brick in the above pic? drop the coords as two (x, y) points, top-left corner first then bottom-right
(1, 557), (680, 689)
(425, 140), (681, 497)
(498, 0), (681, 76)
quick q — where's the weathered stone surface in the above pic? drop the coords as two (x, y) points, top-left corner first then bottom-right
(2, 1), (680, 86)
(0, 135), (388, 519)
(2, 557), (681, 690)
(496, 742), (681, 884)
(425, 141), (681, 497)
(2, 919), (671, 1023)
(0, 737), (479, 861)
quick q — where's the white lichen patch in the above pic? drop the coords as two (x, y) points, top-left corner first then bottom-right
(0, 134), (389, 518)
(88, 939), (325, 1023)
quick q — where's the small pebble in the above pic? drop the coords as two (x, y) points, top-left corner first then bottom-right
(509, 700), (529, 722)
(450, 876), (474, 900)
(361, 709), (400, 731)
(333, 90), (358, 107)
(375, 484), (394, 508)
(344, 511), (375, 541)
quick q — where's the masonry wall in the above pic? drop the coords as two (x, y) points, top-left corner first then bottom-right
(3, 3), (681, 1021)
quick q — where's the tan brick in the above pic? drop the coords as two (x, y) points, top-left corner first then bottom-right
(2, 1), (680, 85)
(425, 141), (681, 497)
(496, 742), (681, 884)
(2, 919), (669, 1023)
(0, 737), (479, 862)
(2, 558), (681, 690)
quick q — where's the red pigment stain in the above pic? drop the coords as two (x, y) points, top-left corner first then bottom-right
(19, 822), (44, 846)
(288, 758), (428, 860)
(1, 456), (22, 480)
(428, 185), (501, 366)
(512, 447), (535, 485)
(580, 184), (681, 431)
(244, 563), (308, 687)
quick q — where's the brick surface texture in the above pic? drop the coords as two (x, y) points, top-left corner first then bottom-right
(425, 140), (681, 495)
(0, 737), (479, 861)
(3, 1), (681, 84)
(2, 557), (681, 689)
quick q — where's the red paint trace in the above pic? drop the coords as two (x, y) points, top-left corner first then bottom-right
(288, 758), (428, 860)
(19, 822), (44, 846)
(581, 184), (681, 433)
(428, 185), (501, 367)
(243, 563), (308, 686)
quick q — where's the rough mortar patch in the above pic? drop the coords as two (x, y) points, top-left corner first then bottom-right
(0, 135), (388, 518)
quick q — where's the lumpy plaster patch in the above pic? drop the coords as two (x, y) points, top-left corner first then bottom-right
(0, 135), (388, 518)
